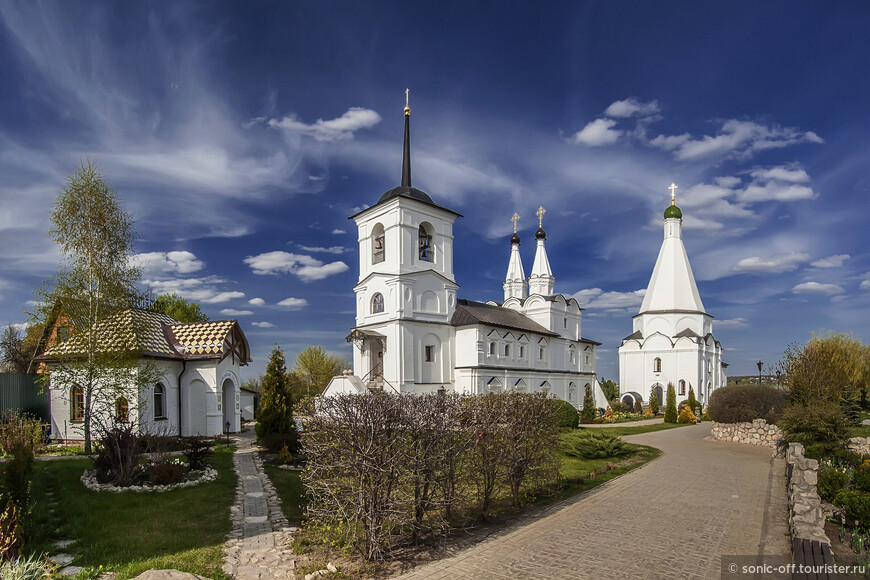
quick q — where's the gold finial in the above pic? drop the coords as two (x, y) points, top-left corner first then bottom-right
(404, 88), (410, 116)
(511, 212), (520, 233)
(669, 183), (678, 206)
(536, 206), (546, 228)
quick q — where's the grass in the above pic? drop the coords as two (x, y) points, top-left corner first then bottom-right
(23, 444), (237, 580)
(264, 465), (307, 523)
(551, 443), (660, 501)
(581, 421), (691, 437)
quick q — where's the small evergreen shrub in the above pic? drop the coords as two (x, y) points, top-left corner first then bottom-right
(581, 385), (596, 424)
(648, 388), (660, 415)
(835, 490), (870, 528)
(609, 401), (627, 414)
(1, 443), (34, 509)
(777, 403), (849, 453)
(841, 394), (863, 426)
(182, 436), (214, 471)
(149, 462), (184, 486)
(633, 399), (643, 414)
(832, 449), (864, 469)
(707, 385), (786, 423)
(854, 461), (870, 492)
(560, 429), (630, 459)
(278, 444), (293, 465)
(677, 405), (698, 424)
(664, 384), (678, 423)
(818, 468), (850, 501)
(553, 399), (579, 429)
(261, 431), (299, 454)
(688, 386), (698, 416)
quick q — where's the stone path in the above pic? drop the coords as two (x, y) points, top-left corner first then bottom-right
(397, 423), (790, 580)
(223, 430), (297, 579)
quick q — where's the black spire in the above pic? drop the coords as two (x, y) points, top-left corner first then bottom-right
(401, 101), (411, 187)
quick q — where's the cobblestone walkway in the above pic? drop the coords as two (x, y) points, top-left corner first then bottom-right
(397, 423), (790, 580)
(223, 430), (297, 579)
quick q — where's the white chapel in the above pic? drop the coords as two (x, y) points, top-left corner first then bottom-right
(617, 185), (726, 409)
(325, 97), (606, 409)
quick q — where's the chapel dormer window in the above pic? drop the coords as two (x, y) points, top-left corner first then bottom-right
(371, 293), (384, 314)
(372, 223), (385, 264)
(654, 357), (662, 373)
(418, 224), (433, 262)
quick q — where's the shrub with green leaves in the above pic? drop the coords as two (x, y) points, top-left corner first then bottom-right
(256, 346), (295, 445)
(0, 411), (46, 456)
(581, 384), (596, 424)
(560, 429), (630, 460)
(664, 384), (678, 423)
(633, 399), (643, 414)
(648, 388), (660, 415)
(835, 490), (870, 528)
(854, 464), (870, 492)
(1, 443), (34, 509)
(0, 551), (56, 580)
(818, 468), (850, 501)
(707, 385), (787, 424)
(777, 403), (849, 453)
(553, 399), (579, 429)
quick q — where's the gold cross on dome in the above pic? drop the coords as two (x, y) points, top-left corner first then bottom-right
(404, 88), (410, 116)
(511, 212), (520, 233)
(536, 206), (546, 228)
(669, 183), (678, 205)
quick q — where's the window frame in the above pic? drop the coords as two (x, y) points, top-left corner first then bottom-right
(71, 386), (84, 421)
(371, 292), (385, 314)
(115, 397), (130, 423)
(154, 383), (166, 420)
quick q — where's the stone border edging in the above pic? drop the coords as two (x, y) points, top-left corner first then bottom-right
(80, 466), (217, 493)
(786, 442), (830, 545)
(710, 419), (784, 449)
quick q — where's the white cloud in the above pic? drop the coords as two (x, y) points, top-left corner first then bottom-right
(732, 252), (810, 274)
(277, 297), (308, 310)
(267, 107), (381, 142)
(749, 166), (810, 183)
(572, 119), (622, 146)
(248, 297), (266, 306)
(252, 322), (275, 328)
(715, 318), (749, 329)
(202, 291), (245, 303)
(604, 97), (660, 118)
(573, 288), (646, 311)
(298, 245), (346, 255)
(792, 282), (845, 295)
(811, 254), (850, 268)
(144, 276), (244, 304)
(331, 229), (346, 235)
(651, 120), (823, 161)
(132, 251), (204, 275)
(737, 181), (816, 203)
(861, 279), (870, 291)
(244, 251), (349, 281)
(220, 309), (253, 316)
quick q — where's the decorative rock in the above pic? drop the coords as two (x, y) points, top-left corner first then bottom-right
(711, 420), (784, 450)
(80, 467), (218, 493)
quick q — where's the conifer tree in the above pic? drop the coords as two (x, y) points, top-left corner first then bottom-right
(688, 385), (698, 415)
(256, 345), (294, 440)
(648, 387), (660, 415)
(581, 384), (596, 423)
(664, 383), (678, 423)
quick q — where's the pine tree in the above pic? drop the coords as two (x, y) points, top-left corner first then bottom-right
(648, 387), (660, 415)
(581, 384), (596, 423)
(633, 399), (643, 414)
(688, 385), (698, 415)
(256, 346), (294, 440)
(664, 383), (678, 423)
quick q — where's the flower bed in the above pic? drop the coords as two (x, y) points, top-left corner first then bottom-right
(81, 463), (218, 493)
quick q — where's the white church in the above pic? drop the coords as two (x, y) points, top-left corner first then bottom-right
(325, 98), (607, 409)
(617, 186), (727, 409)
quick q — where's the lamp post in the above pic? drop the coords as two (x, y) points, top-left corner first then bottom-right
(225, 420), (231, 445)
(757, 360), (763, 385)
(776, 370), (782, 390)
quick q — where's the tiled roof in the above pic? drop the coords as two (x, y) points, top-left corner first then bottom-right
(42, 308), (250, 364)
(451, 299), (559, 337)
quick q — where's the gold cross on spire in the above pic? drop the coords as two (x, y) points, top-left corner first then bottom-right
(536, 206), (546, 228)
(511, 212), (520, 233)
(404, 88), (410, 116)
(669, 183), (678, 205)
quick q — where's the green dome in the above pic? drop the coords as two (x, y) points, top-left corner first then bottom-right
(664, 204), (682, 219)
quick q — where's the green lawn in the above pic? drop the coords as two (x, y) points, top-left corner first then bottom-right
(263, 465), (307, 524)
(580, 421), (691, 437)
(25, 444), (237, 579)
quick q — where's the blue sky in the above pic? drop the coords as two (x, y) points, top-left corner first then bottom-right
(0, 1), (868, 381)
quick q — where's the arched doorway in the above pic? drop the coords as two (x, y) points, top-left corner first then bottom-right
(187, 379), (208, 436)
(652, 383), (664, 407)
(222, 377), (236, 433)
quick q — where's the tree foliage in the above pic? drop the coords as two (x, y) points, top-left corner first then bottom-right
(29, 160), (152, 453)
(648, 386), (660, 415)
(581, 384), (596, 424)
(779, 332), (870, 406)
(256, 346), (294, 441)
(599, 378), (619, 401)
(664, 383), (678, 423)
(293, 345), (347, 399)
(151, 293), (209, 323)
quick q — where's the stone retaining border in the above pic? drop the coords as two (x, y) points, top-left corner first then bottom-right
(846, 437), (870, 457)
(80, 466), (217, 493)
(786, 442), (830, 545)
(710, 419), (784, 449)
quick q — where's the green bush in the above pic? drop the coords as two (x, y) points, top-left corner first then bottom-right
(261, 431), (299, 454)
(581, 384), (596, 424)
(648, 388), (660, 415)
(677, 405), (697, 424)
(854, 464), (870, 492)
(664, 384), (678, 423)
(1, 443), (34, 509)
(148, 463), (184, 486)
(777, 403), (849, 453)
(688, 386), (698, 416)
(835, 490), (870, 528)
(633, 399), (643, 414)
(560, 429), (630, 460)
(832, 449), (865, 469)
(553, 399), (579, 429)
(0, 411), (46, 456)
(707, 385), (787, 423)
(818, 468), (850, 501)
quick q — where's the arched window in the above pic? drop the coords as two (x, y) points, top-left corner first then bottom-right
(371, 293), (384, 314)
(115, 397), (129, 423)
(653, 357), (662, 373)
(567, 382), (577, 402)
(678, 380), (686, 396)
(569, 345), (576, 364)
(418, 224), (433, 262)
(489, 342), (496, 355)
(372, 223), (385, 264)
(504, 344), (511, 357)
(154, 383), (166, 419)
(71, 386), (84, 421)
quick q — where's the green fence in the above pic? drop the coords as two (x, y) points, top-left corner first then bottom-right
(0, 373), (50, 422)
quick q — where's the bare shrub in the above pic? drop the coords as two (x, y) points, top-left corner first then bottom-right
(93, 422), (143, 486)
(0, 411), (46, 456)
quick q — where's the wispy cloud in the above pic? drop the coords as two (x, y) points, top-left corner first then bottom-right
(143, 276), (245, 303)
(716, 318), (749, 329)
(298, 245), (346, 255)
(604, 98), (660, 118)
(573, 288), (646, 312)
(811, 254), (850, 268)
(248, 297), (266, 306)
(220, 308), (253, 316)
(792, 282), (845, 295)
(572, 119), (622, 146)
(277, 297), (308, 310)
(132, 251), (205, 275)
(244, 251), (349, 281)
(251, 321), (275, 328)
(266, 107), (381, 142)
(732, 252), (810, 274)
(331, 229), (346, 235)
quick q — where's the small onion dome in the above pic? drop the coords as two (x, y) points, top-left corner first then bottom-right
(510, 232), (521, 245)
(664, 204), (683, 219)
(535, 227), (546, 240)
